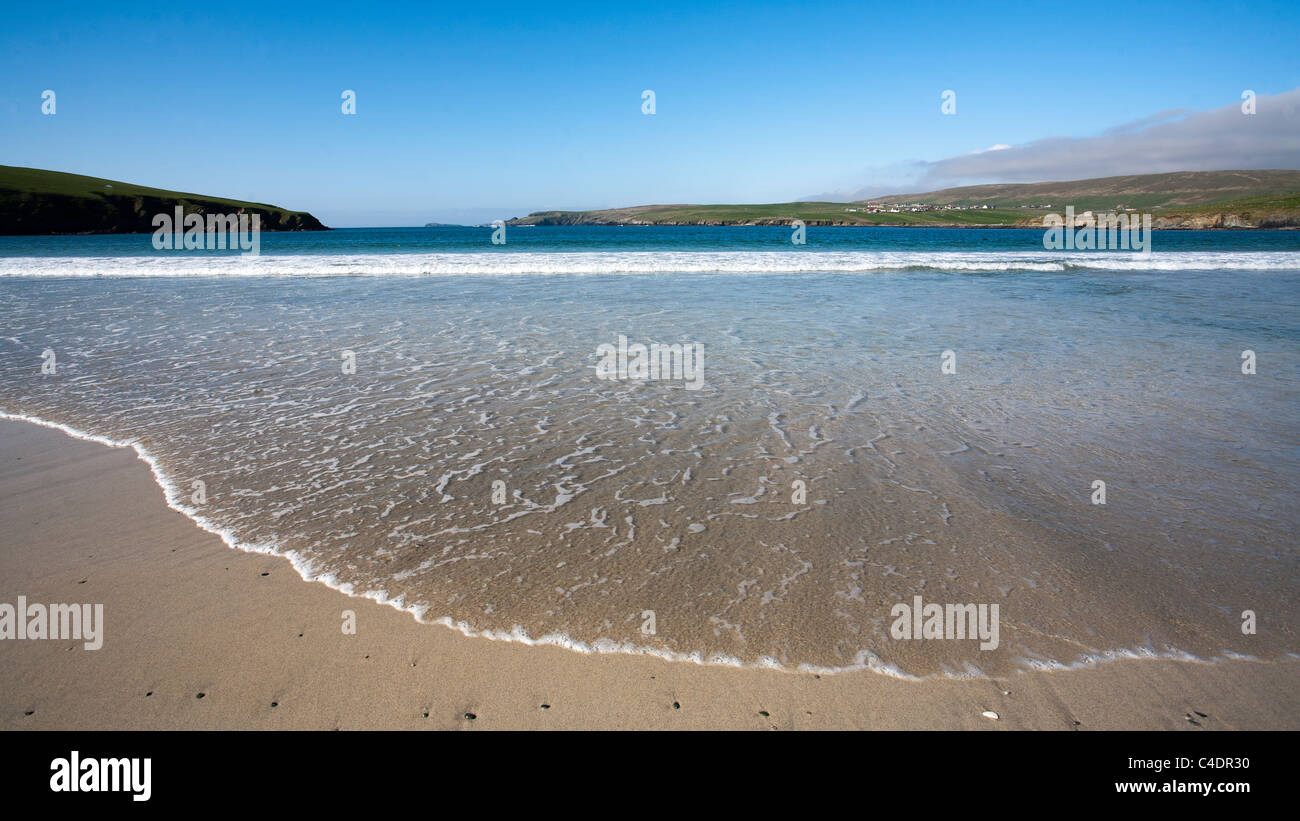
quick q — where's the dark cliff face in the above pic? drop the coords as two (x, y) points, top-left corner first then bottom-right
(0, 191), (328, 235)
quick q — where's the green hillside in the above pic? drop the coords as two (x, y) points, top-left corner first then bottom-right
(0, 165), (329, 235)
(508, 171), (1300, 228)
(871, 170), (1300, 211)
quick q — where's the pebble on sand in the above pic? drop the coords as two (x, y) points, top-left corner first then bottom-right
(981, 710), (999, 720)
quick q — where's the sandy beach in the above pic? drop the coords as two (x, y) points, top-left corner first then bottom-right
(1, 417), (1294, 731)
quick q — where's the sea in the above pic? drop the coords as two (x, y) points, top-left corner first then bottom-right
(1, 226), (1296, 677)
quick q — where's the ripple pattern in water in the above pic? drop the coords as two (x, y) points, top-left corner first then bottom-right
(1, 267), (1296, 676)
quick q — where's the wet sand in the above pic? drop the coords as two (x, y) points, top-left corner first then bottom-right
(1, 417), (1295, 730)
(5, 273), (1296, 675)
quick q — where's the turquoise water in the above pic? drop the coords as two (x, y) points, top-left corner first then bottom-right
(2, 225), (1299, 256)
(0, 227), (1296, 675)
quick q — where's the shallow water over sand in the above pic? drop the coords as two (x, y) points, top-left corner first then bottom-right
(1, 237), (1296, 676)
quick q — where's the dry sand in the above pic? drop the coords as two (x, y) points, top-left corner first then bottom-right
(1, 418), (1294, 730)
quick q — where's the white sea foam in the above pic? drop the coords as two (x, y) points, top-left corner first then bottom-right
(2, 250), (1299, 277)
(4, 258), (1294, 678)
(0, 409), (1258, 680)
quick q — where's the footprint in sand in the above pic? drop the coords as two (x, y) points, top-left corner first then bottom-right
(1184, 711), (1209, 727)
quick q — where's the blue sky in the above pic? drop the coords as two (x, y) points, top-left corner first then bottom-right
(2, 0), (1298, 225)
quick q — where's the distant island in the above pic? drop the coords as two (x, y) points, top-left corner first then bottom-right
(0, 165), (329, 235)
(507, 170), (1300, 229)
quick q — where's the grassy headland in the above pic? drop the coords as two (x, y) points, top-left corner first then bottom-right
(507, 170), (1300, 229)
(0, 165), (328, 235)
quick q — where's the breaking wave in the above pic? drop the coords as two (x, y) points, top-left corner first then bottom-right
(2, 250), (1299, 277)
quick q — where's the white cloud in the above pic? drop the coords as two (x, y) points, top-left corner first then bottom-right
(812, 89), (1300, 200)
(917, 88), (1300, 187)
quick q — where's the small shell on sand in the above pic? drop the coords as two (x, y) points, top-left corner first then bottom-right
(981, 710), (999, 720)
